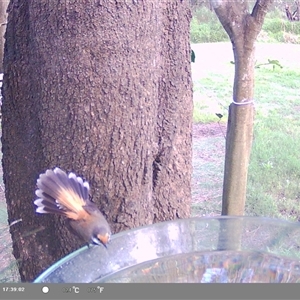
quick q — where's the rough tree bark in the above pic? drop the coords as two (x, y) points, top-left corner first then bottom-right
(210, 0), (273, 215)
(2, 0), (193, 281)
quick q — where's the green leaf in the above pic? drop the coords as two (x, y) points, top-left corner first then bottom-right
(191, 49), (196, 63)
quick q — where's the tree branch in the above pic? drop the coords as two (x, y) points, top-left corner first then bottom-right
(251, 0), (274, 22)
(210, 0), (274, 44)
(210, 0), (248, 41)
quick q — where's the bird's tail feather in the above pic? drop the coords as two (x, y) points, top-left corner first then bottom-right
(34, 167), (90, 219)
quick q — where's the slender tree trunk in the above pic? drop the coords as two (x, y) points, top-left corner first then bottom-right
(0, 0), (8, 72)
(222, 37), (256, 215)
(210, 0), (273, 215)
(2, 0), (192, 281)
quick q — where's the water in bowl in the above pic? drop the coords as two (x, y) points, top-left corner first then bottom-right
(96, 250), (300, 283)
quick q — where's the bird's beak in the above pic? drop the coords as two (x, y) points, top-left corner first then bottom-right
(91, 236), (102, 246)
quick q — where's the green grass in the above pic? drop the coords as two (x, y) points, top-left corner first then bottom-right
(247, 67), (300, 220)
(193, 51), (300, 221)
(192, 71), (232, 123)
(0, 203), (20, 283)
(190, 13), (228, 43)
(191, 7), (300, 44)
(0, 155), (20, 282)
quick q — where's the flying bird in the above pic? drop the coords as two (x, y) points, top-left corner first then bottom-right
(34, 167), (111, 247)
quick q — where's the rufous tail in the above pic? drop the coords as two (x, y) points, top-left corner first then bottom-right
(34, 167), (90, 220)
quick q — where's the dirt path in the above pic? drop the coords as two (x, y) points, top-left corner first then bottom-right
(192, 122), (226, 217)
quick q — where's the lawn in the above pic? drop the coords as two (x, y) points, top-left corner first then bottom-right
(191, 42), (300, 221)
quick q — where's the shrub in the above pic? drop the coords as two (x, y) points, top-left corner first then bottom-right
(190, 16), (228, 43)
(191, 6), (300, 44)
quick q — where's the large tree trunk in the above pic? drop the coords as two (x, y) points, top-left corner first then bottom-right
(210, 0), (273, 215)
(2, 0), (192, 281)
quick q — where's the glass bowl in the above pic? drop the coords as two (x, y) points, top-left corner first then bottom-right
(34, 216), (300, 283)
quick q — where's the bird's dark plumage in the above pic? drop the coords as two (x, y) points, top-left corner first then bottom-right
(34, 167), (111, 246)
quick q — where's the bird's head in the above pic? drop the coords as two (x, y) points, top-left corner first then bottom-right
(92, 227), (111, 247)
